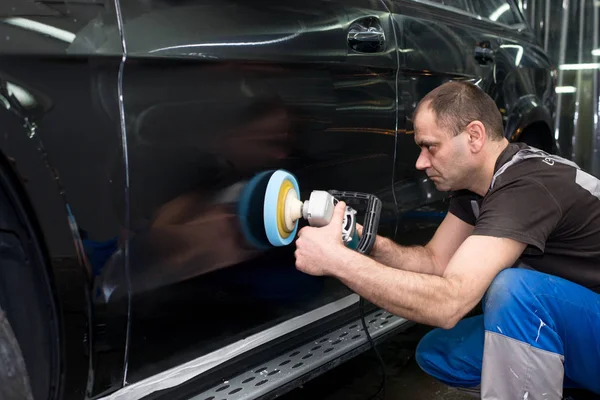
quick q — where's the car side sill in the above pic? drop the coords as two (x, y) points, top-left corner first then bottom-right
(190, 308), (409, 400)
(96, 294), (361, 400)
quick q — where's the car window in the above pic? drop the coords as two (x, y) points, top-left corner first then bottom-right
(438, 0), (471, 12)
(0, 0), (121, 55)
(423, 0), (472, 13)
(470, 1), (522, 26)
(414, 0), (523, 28)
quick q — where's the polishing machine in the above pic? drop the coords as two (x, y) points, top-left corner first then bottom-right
(237, 169), (381, 255)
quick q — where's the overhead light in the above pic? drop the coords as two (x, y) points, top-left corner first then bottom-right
(555, 86), (577, 93)
(559, 63), (600, 70)
(592, 49), (600, 56)
(0, 17), (75, 43)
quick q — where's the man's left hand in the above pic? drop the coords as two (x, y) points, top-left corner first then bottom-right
(294, 201), (349, 276)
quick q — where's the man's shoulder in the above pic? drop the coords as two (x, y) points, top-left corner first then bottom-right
(490, 145), (578, 192)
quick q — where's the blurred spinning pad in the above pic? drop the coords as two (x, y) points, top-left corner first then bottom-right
(237, 169), (302, 249)
(263, 169), (300, 247)
(237, 170), (274, 250)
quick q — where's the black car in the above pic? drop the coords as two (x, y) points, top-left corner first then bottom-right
(0, 1), (556, 399)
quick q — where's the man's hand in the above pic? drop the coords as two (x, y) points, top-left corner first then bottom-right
(294, 201), (349, 276)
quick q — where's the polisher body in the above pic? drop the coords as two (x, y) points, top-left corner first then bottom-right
(302, 190), (359, 250)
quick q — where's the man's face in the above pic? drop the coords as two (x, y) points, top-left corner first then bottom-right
(413, 106), (471, 192)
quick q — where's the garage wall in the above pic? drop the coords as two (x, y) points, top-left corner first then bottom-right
(517, 0), (600, 176)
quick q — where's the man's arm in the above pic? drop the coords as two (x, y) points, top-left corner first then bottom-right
(360, 212), (474, 276)
(325, 234), (526, 329)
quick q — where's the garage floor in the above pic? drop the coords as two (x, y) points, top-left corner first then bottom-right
(278, 323), (599, 400)
(279, 323), (473, 400)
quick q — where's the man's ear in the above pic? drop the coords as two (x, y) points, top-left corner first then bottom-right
(465, 120), (486, 152)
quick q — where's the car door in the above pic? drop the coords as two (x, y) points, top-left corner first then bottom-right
(387, 0), (521, 241)
(96, 0), (399, 396)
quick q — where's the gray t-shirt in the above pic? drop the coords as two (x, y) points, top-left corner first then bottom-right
(449, 142), (600, 292)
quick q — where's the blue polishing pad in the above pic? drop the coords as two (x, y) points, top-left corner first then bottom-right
(237, 170), (275, 250)
(264, 169), (300, 247)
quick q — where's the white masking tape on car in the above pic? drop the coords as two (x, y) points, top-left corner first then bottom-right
(97, 294), (360, 400)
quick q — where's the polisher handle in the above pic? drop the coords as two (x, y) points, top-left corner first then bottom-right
(327, 190), (382, 256)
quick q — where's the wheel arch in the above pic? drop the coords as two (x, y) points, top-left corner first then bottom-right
(0, 148), (65, 400)
(504, 94), (557, 154)
(514, 120), (555, 153)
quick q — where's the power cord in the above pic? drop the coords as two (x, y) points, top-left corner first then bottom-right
(329, 191), (385, 399)
(359, 296), (386, 400)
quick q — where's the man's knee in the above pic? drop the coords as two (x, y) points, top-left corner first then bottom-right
(415, 328), (452, 380)
(415, 328), (440, 371)
(415, 317), (484, 388)
(483, 267), (535, 316)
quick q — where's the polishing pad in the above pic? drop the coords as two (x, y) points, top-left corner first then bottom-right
(264, 169), (301, 246)
(237, 170), (274, 249)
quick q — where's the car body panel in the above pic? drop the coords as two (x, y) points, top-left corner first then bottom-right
(93, 0), (400, 388)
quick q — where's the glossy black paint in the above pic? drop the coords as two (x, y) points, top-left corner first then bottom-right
(108, 0), (400, 384)
(0, 0), (556, 399)
(0, 53), (128, 397)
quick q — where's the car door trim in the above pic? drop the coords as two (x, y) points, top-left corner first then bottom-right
(96, 294), (361, 400)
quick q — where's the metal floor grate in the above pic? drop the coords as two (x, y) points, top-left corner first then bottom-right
(191, 308), (408, 400)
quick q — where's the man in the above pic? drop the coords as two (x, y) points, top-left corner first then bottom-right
(293, 81), (600, 399)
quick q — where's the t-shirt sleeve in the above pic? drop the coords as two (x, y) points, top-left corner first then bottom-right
(473, 178), (562, 253)
(448, 195), (477, 226)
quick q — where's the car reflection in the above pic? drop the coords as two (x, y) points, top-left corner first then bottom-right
(93, 62), (396, 310)
(95, 95), (292, 304)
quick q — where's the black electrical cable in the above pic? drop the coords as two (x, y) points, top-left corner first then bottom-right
(327, 190), (385, 399)
(359, 296), (386, 400)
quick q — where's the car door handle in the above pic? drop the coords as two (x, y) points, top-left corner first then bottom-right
(348, 17), (385, 53)
(474, 40), (494, 65)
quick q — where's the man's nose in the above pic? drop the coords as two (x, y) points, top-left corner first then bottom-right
(415, 150), (431, 170)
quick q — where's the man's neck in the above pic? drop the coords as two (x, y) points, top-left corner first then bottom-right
(469, 139), (510, 197)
